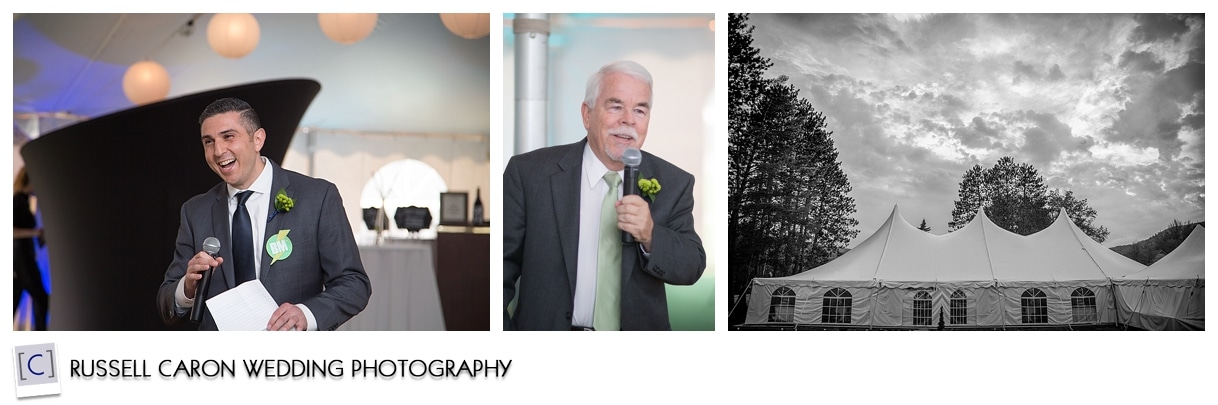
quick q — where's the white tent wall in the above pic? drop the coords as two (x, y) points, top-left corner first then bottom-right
(1114, 284), (1204, 330)
(746, 283), (879, 325)
(1113, 226), (1206, 330)
(880, 286), (1001, 327)
(746, 275), (1118, 328)
(743, 205), (1143, 328)
(995, 286), (1116, 325)
(281, 129), (490, 236)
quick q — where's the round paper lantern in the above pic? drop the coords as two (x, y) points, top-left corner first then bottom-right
(122, 61), (170, 105)
(207, 13), (260, 59)
(318, 13), (377, 45)
(439, 13), (489, 39)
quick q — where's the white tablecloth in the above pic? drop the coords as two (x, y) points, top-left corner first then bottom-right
(338, 244), (445, 331)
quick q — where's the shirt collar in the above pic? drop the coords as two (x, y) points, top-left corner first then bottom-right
(582, 143), (620, 190)
(226, 156), (274, 199)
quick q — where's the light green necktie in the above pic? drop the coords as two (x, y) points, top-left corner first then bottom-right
(594, 171), (622, 331)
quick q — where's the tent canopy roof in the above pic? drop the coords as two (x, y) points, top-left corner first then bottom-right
(755, 205), (1145, 288)
(1119, 225), (1205, 283)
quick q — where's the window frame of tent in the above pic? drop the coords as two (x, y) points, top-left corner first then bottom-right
(911, 290), (933, 326)
(949, 289), (970, 326)
(1070, 287), (1098, 324)
(768, 286), (796, 323)
(821, 288), (853, 324)
(1020, 288), (1049, 324)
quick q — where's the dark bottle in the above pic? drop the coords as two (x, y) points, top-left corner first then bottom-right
(472, 187), (484, 226)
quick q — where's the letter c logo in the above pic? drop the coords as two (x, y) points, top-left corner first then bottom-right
(27, 353), (44, 376)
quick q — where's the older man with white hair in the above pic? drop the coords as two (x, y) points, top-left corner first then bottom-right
(503, 60), (706, 331)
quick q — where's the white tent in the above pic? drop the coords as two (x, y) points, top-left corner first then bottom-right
(1113, 226), (1205, 330)
(745, 205), (1146, 328)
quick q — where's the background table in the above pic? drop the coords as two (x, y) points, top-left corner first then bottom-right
(339, 243), (446, 331)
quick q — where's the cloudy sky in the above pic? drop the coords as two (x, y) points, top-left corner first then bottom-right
(748, 14), (1204, 247)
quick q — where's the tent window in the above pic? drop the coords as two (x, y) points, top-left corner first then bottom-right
(1020, 288), (1048, 324)
(821, 288), (852, 324)
(912, 291), (932, 326)
(1070, 287), (1097, 323)
(949, 290), (968, 325)
(768, 287), (796, 323)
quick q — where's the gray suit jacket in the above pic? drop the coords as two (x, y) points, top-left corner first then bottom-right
(503, 139), (705, 330)
(157, 161), (371, 330)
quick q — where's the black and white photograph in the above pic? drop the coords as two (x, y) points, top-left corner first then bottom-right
(728, 13), (1204, 330)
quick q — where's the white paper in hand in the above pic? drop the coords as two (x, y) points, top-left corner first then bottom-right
(205, 280), (279, 331)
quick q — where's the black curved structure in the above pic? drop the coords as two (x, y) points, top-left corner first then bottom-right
(21, 79), (321, 330)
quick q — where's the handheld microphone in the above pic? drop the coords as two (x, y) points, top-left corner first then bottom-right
(621, 147), (642, 243)
(190, 237), (221, 323)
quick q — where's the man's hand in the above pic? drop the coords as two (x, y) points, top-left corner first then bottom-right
(183, 251), (222, 300)
(267, 303), (307, 331)
(616, 195), (654, 252)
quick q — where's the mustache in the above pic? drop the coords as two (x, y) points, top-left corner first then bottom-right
(608, 127), (638, 140)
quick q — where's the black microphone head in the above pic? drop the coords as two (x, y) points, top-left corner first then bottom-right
(622, 147), (642, 167)
(202, 237), (221, 256)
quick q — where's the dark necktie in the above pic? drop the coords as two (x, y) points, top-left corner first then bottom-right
(233, 191), (256, 284)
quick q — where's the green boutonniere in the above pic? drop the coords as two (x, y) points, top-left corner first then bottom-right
(269, 189), (294, 220)
(638, 178), (661, 202)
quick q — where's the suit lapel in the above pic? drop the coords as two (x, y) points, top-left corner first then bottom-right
(551, 141), (584, 296)
(211, 186), (236, 289)
(260, 162), (291, 277)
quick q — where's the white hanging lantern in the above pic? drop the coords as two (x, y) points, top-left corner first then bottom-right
(207, 13), (260, 59)
(122, 60), (171, 105)
(318, 13), (378, 45)
(439, 13), (489, 39)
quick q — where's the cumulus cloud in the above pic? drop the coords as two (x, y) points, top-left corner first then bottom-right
(1046, 64), (1066, 81)
(1129, 14), (1192, 43)
(936, 94), (969, 117)
(748, 13), (1204, 246)
(1012, 60), (1039, 84)
(1105, 60), (1203, 160)
(953, 116), (1003, 149)
(1117, 50), (1165, 73)
(1182, 113), (1203, 129)
(1012, 60), (1071, 84)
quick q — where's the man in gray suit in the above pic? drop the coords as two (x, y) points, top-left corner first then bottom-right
(503, 61), (705, 331)
(157, 98), (370, 331)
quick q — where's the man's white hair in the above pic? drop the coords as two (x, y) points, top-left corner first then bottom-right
(583, 60), (654, 109)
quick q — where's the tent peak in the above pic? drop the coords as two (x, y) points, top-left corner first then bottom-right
(972, 205), (992, 224)
(1051, 207), (1073, 226)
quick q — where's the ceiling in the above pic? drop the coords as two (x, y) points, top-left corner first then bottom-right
(13, 13), (490, 136)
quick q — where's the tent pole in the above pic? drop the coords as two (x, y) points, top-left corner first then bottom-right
(727, 278), (753, 320)
(999, 287), (1007, 331)
(868, 281), (877, 330)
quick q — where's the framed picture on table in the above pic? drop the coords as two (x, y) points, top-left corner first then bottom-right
(439, 192), (468, 226)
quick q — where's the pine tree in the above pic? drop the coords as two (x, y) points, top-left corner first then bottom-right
(949, 156), (1108, 242)
(1046, 189), (1110, 242)
(917, 219), (931, 232)
(728, 13), (859, 308)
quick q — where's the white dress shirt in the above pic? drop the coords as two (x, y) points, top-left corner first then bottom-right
(573, 145), (620, 328)
(175, 156), (317, 330)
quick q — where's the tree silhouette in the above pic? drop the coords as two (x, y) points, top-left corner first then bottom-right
(949, 156), (1108, 242)
(728, 13), (859, 308)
